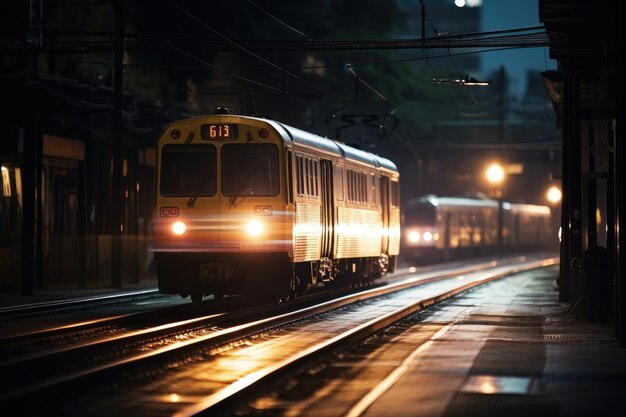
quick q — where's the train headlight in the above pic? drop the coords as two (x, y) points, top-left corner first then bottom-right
(408, 231), (420, 243)
(172, 220), (186, 235)
(423, 231), (433, 241)
(246, 219), (264, 237)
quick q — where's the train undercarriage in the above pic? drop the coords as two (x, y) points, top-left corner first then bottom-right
(155, 252), (397, 304)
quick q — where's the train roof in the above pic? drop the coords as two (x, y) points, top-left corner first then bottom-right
(171, 114), (398, 173)
(270, 119), (398, 173)
(406, 195), (551, 215)
(406, 195), (499, 209)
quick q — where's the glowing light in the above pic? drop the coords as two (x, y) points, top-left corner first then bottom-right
(1, 166), (10, 197)
(168, 393), (180, 403)
(409, 267), (417, 273)
(433, 232), (440, 241)
(455, 0), (466, 7)
(423, 232), (433, 241)
(479, 380), (497, 394)
(172, 221), (186, 235)
(485, 163), (505, 184)
(246, 219), (264, 237)
(408, 231), (420, 243)
(547, 186), (562, 203)
(427, 196), (439, 206)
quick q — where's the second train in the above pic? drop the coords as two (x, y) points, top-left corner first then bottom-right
(401, 194), (553, 262)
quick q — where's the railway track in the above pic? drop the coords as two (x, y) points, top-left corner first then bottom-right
(0, 255), (557, 416)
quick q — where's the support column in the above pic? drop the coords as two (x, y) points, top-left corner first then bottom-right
(111, 0), (124, 288)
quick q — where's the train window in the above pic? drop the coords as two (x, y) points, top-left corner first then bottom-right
(286, 150), (293, 203)
(346, 169), (369, 204)
(313, 159), (318, 197)
(221, 144), (279, 196)
(160, 144), (216, 197)
(371, 174), (378, 206)
(296, 155), (304, 196)
(391, 181), (400, 207)
(360, 172), (365, 204)
(347, 170), (353, 201)
(349, 170), (356, 203)
(361, 172), (368, 204)
(404, 203), (436, 225)
(334, 166), (344, 201)
(305, 158), (311, 196)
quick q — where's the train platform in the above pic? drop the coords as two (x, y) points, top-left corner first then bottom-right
(356, 264), (626, 417)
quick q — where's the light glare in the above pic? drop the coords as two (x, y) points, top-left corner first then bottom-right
(246, 219), (264, 237)
(486, 163), (505, 184)
(547, 186), (562, 203)
(172, 221), (186, 235)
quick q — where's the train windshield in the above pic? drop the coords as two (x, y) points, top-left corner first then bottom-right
(404, 203), (436, 225)
(221, 144), (279, 197)
(160, 144), (217, 197)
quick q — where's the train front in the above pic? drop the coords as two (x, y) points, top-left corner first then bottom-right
(401, 197), (441, 261)
(152, 115), (293, 302)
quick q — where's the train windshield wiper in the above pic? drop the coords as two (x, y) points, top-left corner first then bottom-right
(228, 159), (260, 207)
(187, 173), (213, 208)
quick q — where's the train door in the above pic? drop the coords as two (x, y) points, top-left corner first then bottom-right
(320, 159), (334, 258)
(380, 175), (390, 253)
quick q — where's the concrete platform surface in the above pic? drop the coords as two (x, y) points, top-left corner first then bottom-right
(358, 265), (626, 417)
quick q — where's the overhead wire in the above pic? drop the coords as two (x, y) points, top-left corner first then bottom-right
(166, 0), (350, 101)
(246, 0), (309, 39)
(167, 41), (283, 93)
(346, 65), (398, 112)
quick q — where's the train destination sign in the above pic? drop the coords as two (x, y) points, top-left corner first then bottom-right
(201, 124), (239, 140)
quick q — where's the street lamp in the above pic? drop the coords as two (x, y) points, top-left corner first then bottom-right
(546, 186), (562, 204)
(485, 163), (506, 251)
(486, 163), (505, 184)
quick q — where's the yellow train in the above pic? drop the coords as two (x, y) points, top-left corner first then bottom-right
(153, 113), (400, 303)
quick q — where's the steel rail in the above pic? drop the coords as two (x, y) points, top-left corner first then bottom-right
(175, 257), (558, 417)
(0, 254), (552, 410)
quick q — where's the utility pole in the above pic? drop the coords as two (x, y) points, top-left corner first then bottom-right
(111, 0), (124, 288)
(499, 65), (507, 141)
(21, 0), (42, 296)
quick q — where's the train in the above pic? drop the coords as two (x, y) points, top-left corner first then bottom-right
(401, 194), (553, 262)
(152, 113), (401, 304)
